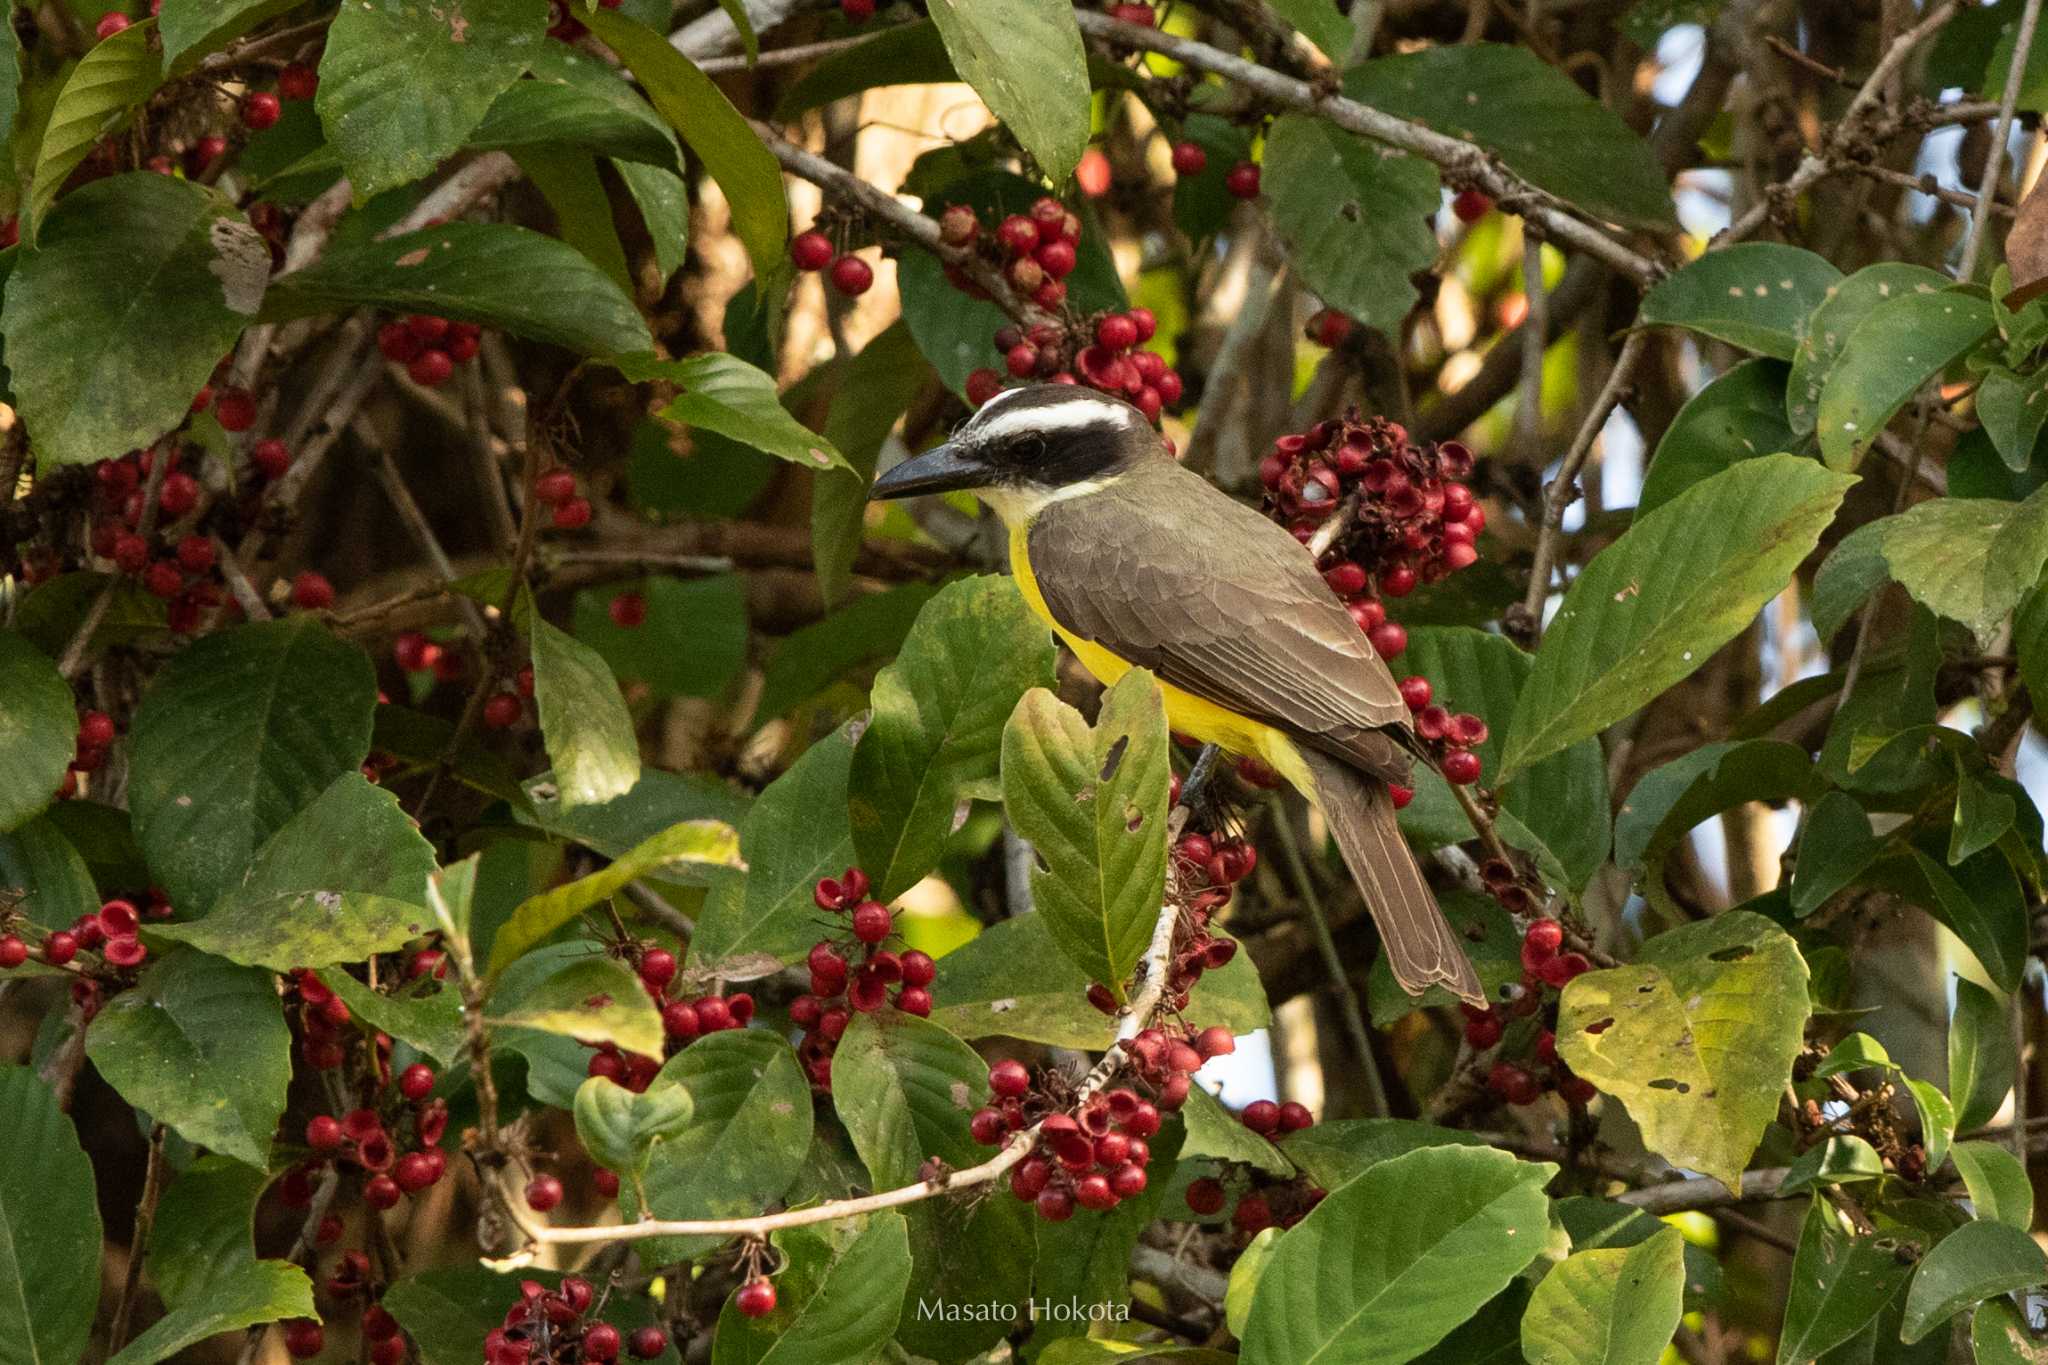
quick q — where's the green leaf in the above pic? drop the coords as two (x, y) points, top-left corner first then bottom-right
(1951, 763), (2016, 866)
(1776, 1197), (1915, 1365)
(317, 966), (465, 1068)
(107, 1260), (314, 1365)
(8, 174), (265, 469)
(1951, 1140), (2034, 1232)
(15, 572), (166, 659)
(1638, 244), (1841, 359)
(1780, 1135), (1884, 1197)
(484, 954), (663, 1057)
(1556, 910), (1810, 1191)
(924, 0), (1087, 183)
(0, 1067), (101, 1365)
(848, 575), (1057, 900)
(1501, 455), (1855, 780)
(1266, 0), (1353, 58)
(1638, 359), (1801, 517)
(1810, 521), (1890, 644)
(616, 161), (690, 283)
(1900, 1219), (2048, 1343)
(1950, 980), (2017, 1133)
(2021, 587), (2048, 710)
(1874, 850), (2028, 993)
(814, 322), (928, 606)
(1520, 1226), (1686, 1365)
(1975, 366), (2048, 471)
(1786, 264), (1950, 437)
(385, 1265), (560, 1365)
(630, 1029), (813, 1259)
(145, 1156), (264, 1308)
(1000, 671), (1169, 994)
(928, 913), (1107, 1047)
(315, 0), (546, 200)
(693, 726), (857, 968)
(1902, 1078), (1957, 1172)
(487, 818), (740, 976)
(1276, 1120), (1486, 1192)
(573, 1074), (693, 1177)
(0, 2), (19, 200)
(756, 583), (942, 722)
(153, 774), (436, 970)
(1552, 1198), (1721, 1311)
(527, 604), (641, 810)
(1791, 791), (1884, 915)
(831, 1010), (1031, 1358)
(0, 814), (98, 930)
(708, 1217), (912, 1365)
(1180, 1085), (1290, 1175)
(23, 21), (160, 240)
(1346, 44), (1672, 230)
(581, 9), (786, 281)
(1876, 486), (2048, 644)
(519, 767), (749, 858)
(1238, 1145), (1556, 1365)
(127, 617), (375, 916)
(156, 0), (298, 72)
(1226, 1228), (1282, 1339)
(1613, 739), (1821, 872)
(473, 64), (680, 170)
(611, 352), (849, 472)
(1975, 1299), (2048, 1364)
(261, 221), (652, 357)
(514, 147), (633, 296)
(1260, 113), (1441, 333)
(0, 632), (72, 834)
(1817, 289), (1995, 469)
(85, 949), (289, 1168)
(775, 20), (956, 117)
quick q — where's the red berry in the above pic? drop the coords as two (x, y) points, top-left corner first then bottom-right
(989, 1059), (1030, 1099)
(1233, 1193), (1273, 1233)
(399, 1063), (435, 1100)
(840, 0), (874, 19)
(850, 900), (892, 944)
(1441, 749), (1482, 785)
(363, 1174), (401, 1210)
(290, 572), (334, 611)
(1559, 1074), (1599, 1105)
(1397, 676), (1432, 711)
(790, 230), (833, 271)
(1464, 1010), (1503, 1049)
(938, 204), (978, 246)
(241, 92), (282, 131)
(996, 214), (1039, 255)
(251, 438), (291, 479)
(583, 1323), (621, 1360)
(481, 693), (522, 729)
(173, 535), (215, 575)
(965, 369), (1005, 407)
(1523, 918), (1564, 964)
(1277, 1101), (1314, 1132)
(1308, 308), (1353, 348)
(283, 1319), (324, 1359)
(1452, 188), (1494, 223)
(159, 471), (200, 518)
(829, 255), (873, 297)
(969, 1107), (1006, 1145)
(735, 1277), (776, 1318)
(1127, 307), (1157, 341)
(279, 62), (318, 100)
(1195, 1025), (1236, 1059)
(1035, 1187), (1075, 1222)
(1036, 238), (1077, 279)
(1380, 563), (1418, 597)
(629, 1326), (668, 1360)
(1185, 1176), (1226, 1215)
(638, 947), (676, 989)
(406, 314), (449, 343)
(77, 711), (117, 750)
(1224, 162), (1261, 198)
(551, 496), (593, 529)
(1096, 314), (1139, 351)
(900, 949), (936, 987)
(1241, 1099), (1280, 1134)
(1367, 620), (1407, 659)
(608, 591), (648, 628)
(1171, 141), (1207, 176)
(1110, 1162), (1148, 1197)
(525, 1174), (564, 1212)
(306, 1114), (344, 1150)
(895, 986), (932, 1016)
(393, 1151), (437, 1192)
(1075, 1173), (1118, 1210)
(407, 349), (454, 387)
(377, 322), (421, 363)
(1540, 952), (1592, 989)
(94, 11), (130, 39)
(43, 931), (78, 966)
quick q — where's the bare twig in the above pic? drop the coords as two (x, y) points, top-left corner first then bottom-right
(1959, 0), (2042, 279)
(106, 1124), (168, 1356)
(1618, 1166), (1790, 1214)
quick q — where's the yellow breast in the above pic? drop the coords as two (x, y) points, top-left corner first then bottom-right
(1005, 520), (1316, 795)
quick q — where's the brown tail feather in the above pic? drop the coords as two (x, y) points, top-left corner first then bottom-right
(1301, 749), (1485, 1006)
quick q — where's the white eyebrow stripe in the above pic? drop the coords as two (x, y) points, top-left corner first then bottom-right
(969, 394), (1137, 443)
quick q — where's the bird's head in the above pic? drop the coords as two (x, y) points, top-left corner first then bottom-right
(868, 385), (1163, 523)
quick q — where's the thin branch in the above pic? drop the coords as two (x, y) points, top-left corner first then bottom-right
(106, 1124), (168, 1356)
(1516, 231), (1549, 459)
(369, 436), (489, 638)
(1618, 1166), (1790, 1214)
(1960, 0), (2042, 279)
(1271, 807), (1388, 1116)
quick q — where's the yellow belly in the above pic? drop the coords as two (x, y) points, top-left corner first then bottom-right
(1006, 521), (1318, 798)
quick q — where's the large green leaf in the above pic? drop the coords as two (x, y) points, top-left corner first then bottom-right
(924, 0), (1087, 182)
(1976, 1299), (2048, 1364)
(612, 352), (849, 472)
(156, 0), (298, 72)
(1873, 849), (2028, 993)
(1810, 521), (1890, 645)
(7, 174), (265, 469)
(1556, 911), (1809, 1191)
(484, 954), (664, 1058)
(145, 1156), (265, 1307)
(1790, 791), (1884, 915)
(928, 912), (1115, 1048)
(127, 617), (375, 916)
(1951, 1141), (2034, 1232)
(1501, 455), (1855, 779)
(1612, 739), (1822, 872)
(262, 221), (651, 357)
(1975, 364), (2048, 471)
(0, 632), (72, 834)
(1238, 1145), (1555, 1365)
(486, 818), (740, 976)
(318, 966), (466, 1067)
(471, 73), (680, 170)
(572, 574), (749, 700)
(581, 9), (786, 280)
(1520, 1226), (1685, 1365)
(848, 576), (1057, 900)
(519, 766), (749, 858)
(757, 584), (942, 721)
(23, 21), (160, 240)
(1261, 113), (1441, 333)
(1900, 1220), (2048, 1344)
(0, 815), (97, 930)
(0, 1067), (101, 1365)
(1638, 244), (1841, 359)
(1276, 1119), (1487, 1192)
(831, 1011), (1032, 1359)
(707, 1217), (912, 1365)
(527, 605), (642, 810)
(630, 1029), (814, 1259)
(1785, 263), (1950, 436)
(85, 950), (289, 1169)
(1638, 359), (1801, 516)
(153, 774), (436, 969)
(106, 1260), (313, 1365)
(1816, 290), (1996, 469)
(515, 146), (633, 296)
(315, 0), (546, 200)
(1775, 1197), (1914, 1365)
(814, 322), (928, 606)
(1876, 486), (2048, 644)
(1345, 44), (1672, 230)
(775, 20), (957, 117)
(692, 726), (857, 968)
(1000, 671), (1169, 995)
(1950, 980), (2017, 1133)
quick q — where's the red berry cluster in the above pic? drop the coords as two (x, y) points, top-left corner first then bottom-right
(1181, 1099), (1323, 1232)
(290, 968), (358, 1072)
(1393, 673), (1488, 788)
(0, 897), (155, 1016)
(483, 1277), (668, 1363)
(1163, 138), (1257, 199)
(788, 229), (875, 297)
(282, 1301), (409, 1363)
(534, 463), (593, 530)
(793, 869), (935, 1090)
(298, 1070), (451, 1211)
(1458, 918), (1597, 1108)
(972, 1060), (1166, 1221)
(644, 944), (756, 1051)
(376, 314), (483, 390)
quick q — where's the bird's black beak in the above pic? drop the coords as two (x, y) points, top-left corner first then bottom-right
(869, 442), (989, 500)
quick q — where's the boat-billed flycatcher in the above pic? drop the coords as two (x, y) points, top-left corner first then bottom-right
(870, 385), (1484, 1005)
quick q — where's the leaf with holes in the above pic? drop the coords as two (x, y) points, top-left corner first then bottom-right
(1775, 1196), (1915, 1365)
(1521, 1226), (1685, 1365)
(1638, 244), (1840, 359)
(7, 174), (266, 469)
(1501, 456), (1854, 780)
(1817, 289), (1995, 469)
(1556, 911), (1810, 1191)
(1786, 263), (1949, 436)
(1000, 670), (1170, 996)
(0, 631), (73, 835)
(924, 0), (1088, 183)
(1638, 359), (1802, 517)
(611, 352), (850, 472)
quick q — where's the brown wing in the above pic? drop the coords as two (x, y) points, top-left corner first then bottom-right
(1027, 458), (1414, 779)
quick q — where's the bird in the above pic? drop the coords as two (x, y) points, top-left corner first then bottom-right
(869, 384), (1484, 1005)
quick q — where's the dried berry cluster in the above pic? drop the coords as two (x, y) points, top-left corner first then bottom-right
(971, 1058), (1172, 1221)
(793, 868), (936, 1090)
(481, 1277), (669, 1363)
(376, 314), (486, 391)
(1458, 917), (1598, 1107)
